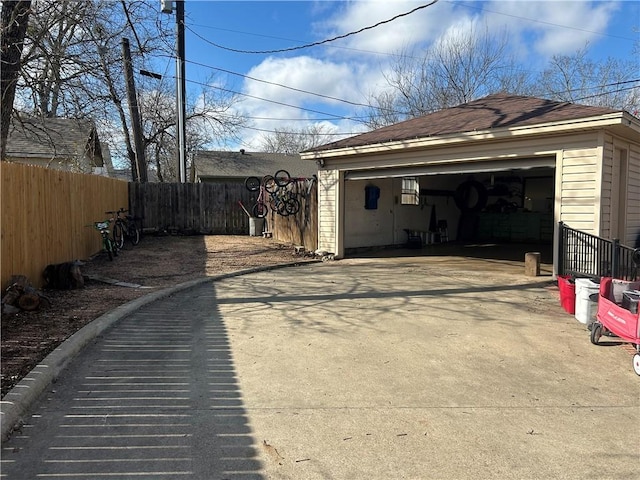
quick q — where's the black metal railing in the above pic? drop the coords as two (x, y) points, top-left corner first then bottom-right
(557, 221), (640, 280)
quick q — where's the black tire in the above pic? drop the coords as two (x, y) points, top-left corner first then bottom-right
(454, 180), (488, 212)
(590, 322), (602, 345)
(252, 202), (268, 218)
(276, 199), (289, 216)
(263, 175), (278, 193)
(284, 197), (300, 215)
(129, 223), (141, 246)
(274, 169), (291, 187)
(104, 237), (114, 261)
(245, 176), (261, 192)
(633, 353), (640, 376)
(113, 222), (125, 249)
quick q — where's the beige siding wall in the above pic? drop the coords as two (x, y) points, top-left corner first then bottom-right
(317, 169), (338, 253)
(598, 134), (640, 246)
(628, 143), (640, 246)
(558, 144), (601, 234)
(599, 135), (615, 238)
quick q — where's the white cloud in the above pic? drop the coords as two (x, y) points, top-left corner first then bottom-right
(484, 0), (621, 59)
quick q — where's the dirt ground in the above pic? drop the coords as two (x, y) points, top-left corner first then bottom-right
(1, 235), (317, 398)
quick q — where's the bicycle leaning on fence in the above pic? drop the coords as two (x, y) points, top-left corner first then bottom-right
(89, 218), (119, 261)
(107, 208), (141, 248)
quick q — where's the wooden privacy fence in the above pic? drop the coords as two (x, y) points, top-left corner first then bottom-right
(129, 182), (255, 234)
(267, 179), (318, 251)
(128, 181), (318, 251)
(1, 163), (129, 289)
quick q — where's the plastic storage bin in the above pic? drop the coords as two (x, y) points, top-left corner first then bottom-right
(622, 291), (640, 314)
(575, 278), (600, 325)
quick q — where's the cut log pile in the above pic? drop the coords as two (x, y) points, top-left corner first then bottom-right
(1, 275), (51, 314)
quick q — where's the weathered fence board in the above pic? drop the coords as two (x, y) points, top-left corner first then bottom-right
(268, 179), (318, 251)
(128, 182), (255, 235)
(1, 163), (128, 289)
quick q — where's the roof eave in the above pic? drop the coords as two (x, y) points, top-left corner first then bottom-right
(300, 112), (633, 160)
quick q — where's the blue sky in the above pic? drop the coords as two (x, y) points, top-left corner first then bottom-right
(159, 1), (639, 150)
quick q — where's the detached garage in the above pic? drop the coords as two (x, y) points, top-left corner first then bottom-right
(300, 94), (640, 273)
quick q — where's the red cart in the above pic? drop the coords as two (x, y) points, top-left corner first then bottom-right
(590, 277), (640, 376)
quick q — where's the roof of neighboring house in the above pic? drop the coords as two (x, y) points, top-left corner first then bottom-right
(305, 94), (621, 152)
(5, 116), (103, 165)
(195, 150), (317, 180)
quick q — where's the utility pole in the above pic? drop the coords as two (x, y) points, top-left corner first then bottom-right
(121, 37), (148, 183)
(176, 0), (187, 183)
(161, 0), (187, 183)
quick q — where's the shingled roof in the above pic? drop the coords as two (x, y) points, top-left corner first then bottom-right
(195, 150), (317, 180)
(306, 94), (620, 152)
(5, 116), (103, 162)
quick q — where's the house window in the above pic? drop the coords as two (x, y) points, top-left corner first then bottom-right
(401, 177), (419, 205)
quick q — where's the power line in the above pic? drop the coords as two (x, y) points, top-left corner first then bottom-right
(449, 0), (638, 43)
(184, 58), (392, 112)
(180, 76), (358, 121)
(184, 1), (439, 55)
(185, 21), (412, 61)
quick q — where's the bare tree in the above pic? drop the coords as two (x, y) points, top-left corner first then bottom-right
(1, 0), (31, 160)
(363, 25), (529, 128)
(534, 46), (639, 114)
(258, 124), (338, 154)
(139, 73), (247, 182)
(11, 0), (247, 181)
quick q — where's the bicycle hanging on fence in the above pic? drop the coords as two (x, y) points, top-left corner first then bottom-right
(245, 170), (314, 218)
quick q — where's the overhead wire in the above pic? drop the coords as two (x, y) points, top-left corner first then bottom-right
(183, 1), (440, 55)
(449, 0), (638, 43)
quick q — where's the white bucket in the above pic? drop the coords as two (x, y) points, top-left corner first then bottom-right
(575, 278), (600, 325)
(249, 217), (264, 236)
(574, 278), (599, 325)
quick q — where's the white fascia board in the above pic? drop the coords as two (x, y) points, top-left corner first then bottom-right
(299, 112), (630, 161)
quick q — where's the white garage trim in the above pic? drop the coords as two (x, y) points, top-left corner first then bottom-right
(344, 157), (556, 180)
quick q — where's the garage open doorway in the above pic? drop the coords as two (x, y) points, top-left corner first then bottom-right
(343, 163), (556, 267)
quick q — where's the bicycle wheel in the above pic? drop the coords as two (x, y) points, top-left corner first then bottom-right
(284, 197), (300, 215)
(274, 169), (291, 187)
(113, 221), (125, 249)
(128, 221), (140, 246)
(252, 201), (268, 218)
(245, 176), (261, 192)
(104, 237), (114, 261)
(263, 175), (278, 193)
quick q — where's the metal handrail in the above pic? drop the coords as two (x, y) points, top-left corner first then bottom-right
(557, 221), (639, 280)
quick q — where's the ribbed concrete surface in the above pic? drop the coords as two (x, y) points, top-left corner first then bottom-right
(1, 258), (638, 479)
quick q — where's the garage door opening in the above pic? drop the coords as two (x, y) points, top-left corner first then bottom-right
(343, 163), (556, 265)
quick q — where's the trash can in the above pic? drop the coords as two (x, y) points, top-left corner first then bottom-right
(574, 278), (599, 326)
(249, 217), (264, 236)
(557, 275), (576, 315)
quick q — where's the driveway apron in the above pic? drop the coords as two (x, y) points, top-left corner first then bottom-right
(1, 258), (639, 479)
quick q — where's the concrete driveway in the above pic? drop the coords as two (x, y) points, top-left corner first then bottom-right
(1, 256), (638, 479)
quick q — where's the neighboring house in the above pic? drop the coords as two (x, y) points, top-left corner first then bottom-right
(4, 115), (111, 176)
(194, 149), (317, 184)
(300, 94), (640, 272)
